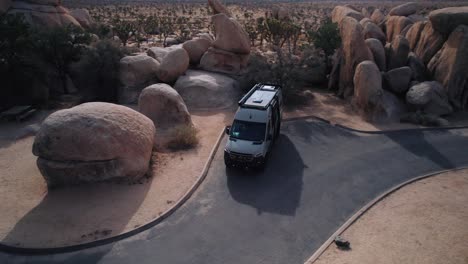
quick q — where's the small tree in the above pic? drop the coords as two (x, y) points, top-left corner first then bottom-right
(111, 16), (136, 46)
(34, 25), (91, 94)
(243, 20), (258, 47)
(306, 18), (341, 58)
(159, 16), (175, 47)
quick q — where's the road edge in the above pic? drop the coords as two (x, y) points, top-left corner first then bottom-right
(0, 127), (227, 256)
(303, 166), (468, 264)
(283, 115), (468, 133)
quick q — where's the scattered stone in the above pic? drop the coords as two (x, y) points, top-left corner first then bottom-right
(384, 66), (413, 94)
(406, 81), (453, 116)
(428, 25), (468, 109)
(429, 7), (468, 37)
(138, 83), (192, 129)
(119, 54), (160, 104)
(334, 236), (351, 249)
(331, 5), (364, 24)
(387, 35), (410, 70)
(182, 38), (212, 65)
(389, 2), (418, 17)
(33, 102), (156, 188)
(366, 38), (386, 71)
(174, 70), (239, 109)
(157, 48), (190, 83)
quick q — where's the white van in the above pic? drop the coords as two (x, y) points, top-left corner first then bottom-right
(224, 83), (283, 169)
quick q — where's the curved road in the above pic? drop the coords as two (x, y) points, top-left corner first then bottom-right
(2, 119), (468, 264)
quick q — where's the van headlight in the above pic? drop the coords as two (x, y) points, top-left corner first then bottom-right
(254, 153), (263, 158)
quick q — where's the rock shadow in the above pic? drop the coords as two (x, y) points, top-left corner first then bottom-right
(385, 130), (455, 169)
(2, 176), (152, 249)
(226, 135), (305, 216)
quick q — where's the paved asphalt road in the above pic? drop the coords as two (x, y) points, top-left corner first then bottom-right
(2, 119), (468, 264)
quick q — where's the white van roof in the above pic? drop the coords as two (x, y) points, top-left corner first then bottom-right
(238, 84), (282, 110)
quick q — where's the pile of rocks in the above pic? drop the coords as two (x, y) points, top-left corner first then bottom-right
(4, 0), (93, 28)
(330, 3), (468, 124)
(119, 0), (245, 109)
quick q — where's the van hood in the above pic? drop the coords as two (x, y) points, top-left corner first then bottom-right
(225, 138), (264, 156)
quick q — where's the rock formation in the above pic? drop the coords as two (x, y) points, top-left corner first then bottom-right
(33, 102), (156, 188)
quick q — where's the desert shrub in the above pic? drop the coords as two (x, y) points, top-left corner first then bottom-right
(0, 13), (43, 107)
(111, 17), (136, 46)
(34, 25), (91, 94)
(167, 125), (199, 150)
(306, 17), (341, 58)
(72, 39), (124, 102)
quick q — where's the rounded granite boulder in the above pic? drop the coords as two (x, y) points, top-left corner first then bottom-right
(33, 102), (156, 188)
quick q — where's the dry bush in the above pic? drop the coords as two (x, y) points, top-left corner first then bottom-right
(167, 124), (199, 150)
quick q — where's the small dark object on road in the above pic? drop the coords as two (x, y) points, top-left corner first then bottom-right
(334, 235), (350, 249)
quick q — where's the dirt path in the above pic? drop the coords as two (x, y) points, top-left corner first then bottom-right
(313, 169), (468, 264)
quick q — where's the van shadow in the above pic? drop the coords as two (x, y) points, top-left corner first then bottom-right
(2, 176), (152, 249)
(226, 135), (306, 216)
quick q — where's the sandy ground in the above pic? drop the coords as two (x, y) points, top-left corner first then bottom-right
(313, 169), (468, 264)
(284, 89), (468, 131)
(0, 111), (231, 248)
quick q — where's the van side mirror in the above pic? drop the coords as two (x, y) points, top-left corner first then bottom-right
(225, 126), (231, 135)
(267, 134), (273, 141)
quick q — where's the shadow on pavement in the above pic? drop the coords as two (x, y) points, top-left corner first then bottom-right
(385, 130), (456, 170)
(226, 135), (305, 216)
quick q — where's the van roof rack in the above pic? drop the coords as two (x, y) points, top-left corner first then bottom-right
(238, 83), (281, 110)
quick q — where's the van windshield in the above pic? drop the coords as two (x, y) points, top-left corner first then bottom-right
(230, 120), (266, 142)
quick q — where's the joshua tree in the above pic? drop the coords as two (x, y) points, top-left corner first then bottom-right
(111, 16), (136, 46)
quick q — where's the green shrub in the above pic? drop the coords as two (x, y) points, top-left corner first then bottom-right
(167, 125), (199, 150)
(306, 17), (341, 58)
(72, 39), (124, 102)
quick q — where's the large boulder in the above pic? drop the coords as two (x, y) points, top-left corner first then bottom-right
(337, 17), (373, 98)
(389, 2), (418, 17)
(429, 7), (468, 37)
(332, 5), (364, 24)
(370, 9), (385, 25)
(363, 21), (386, 44)
(182, 38), (212, 65)
(386, 16), (413, 42)
(207, 0), (231, 16)
(138, 84), (192, 129)
(271, 5), (290, 20)
(408, 52), (428, 82)
(428, 25), (468, 109)
(211, 13), (250, 54)
(200, 47), (249, 75)
(414, 22), (446, 65)
(0, 0), (12, 13)
(174, 70), (239, 109)
(380, 90), (407, 122)
(365, 38), (386, 71)
(32, 103), (156, 188)
(384, 66), (413, 94)
(7, 0), (81, 28)
(353, 60), (383, 112)
(405, 21), (427, 50)
(70, 8), (92, 28)
(157, 48), (190, 83)
(406, 81), (453, 116)
(387, 35), (410, 70)
(119, 54), (159, 104)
